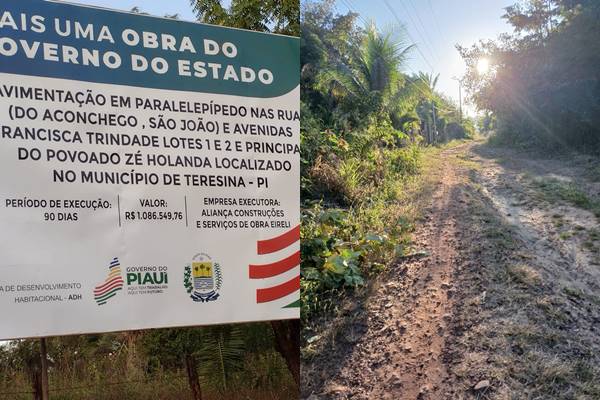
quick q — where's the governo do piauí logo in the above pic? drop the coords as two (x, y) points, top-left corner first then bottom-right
(94, 257), (124, 305)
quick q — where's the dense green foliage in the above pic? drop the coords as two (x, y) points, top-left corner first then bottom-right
(459, 0), (600, 151)
(0, 325), (295, 399)
(300, 1), (471, 325)
(189, 0), (300, 36)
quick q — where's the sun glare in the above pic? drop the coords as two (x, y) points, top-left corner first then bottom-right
(477, 58), (490, 74)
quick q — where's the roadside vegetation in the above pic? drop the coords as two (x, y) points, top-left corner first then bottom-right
(532, 177), (600, 218)
(301, 0), (600, 398)
(460, 0), (600, 153)
(0, 325), (296, 400)
(299, 0), (474, 330)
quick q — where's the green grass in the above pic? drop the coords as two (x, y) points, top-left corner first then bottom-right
(587, 165), (600, 182)
(301, 144), (422, 326)
(532, 178), (600, 217)
(455, 153), (482, 170)
(559, 231), (572, 240)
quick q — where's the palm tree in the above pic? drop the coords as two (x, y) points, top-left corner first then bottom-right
(416, 72), (440, 143)
(318, 22), (414, 118)
(199, 326), (245, 393)
(417, 71), (440, 97)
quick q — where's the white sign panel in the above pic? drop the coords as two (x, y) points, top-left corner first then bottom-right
(0, 0), (300, 339)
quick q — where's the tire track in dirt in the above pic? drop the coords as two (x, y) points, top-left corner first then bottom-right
(369, 146), (461, 400)
(303, 145), (469, 399)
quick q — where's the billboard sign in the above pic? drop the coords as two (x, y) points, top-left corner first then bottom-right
(0, 0), (300, 339)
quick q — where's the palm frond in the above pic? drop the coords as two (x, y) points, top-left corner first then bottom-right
(197, 326), (245, 392)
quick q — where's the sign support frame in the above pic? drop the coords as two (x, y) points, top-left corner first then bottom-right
(40, 337), (49, 400)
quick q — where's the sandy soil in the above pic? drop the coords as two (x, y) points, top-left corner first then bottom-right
(302, 142), (600, 399)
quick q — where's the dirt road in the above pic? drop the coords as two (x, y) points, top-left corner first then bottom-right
(302, 142), (600, 399)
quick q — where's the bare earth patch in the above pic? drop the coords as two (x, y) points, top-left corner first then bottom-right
(302, 141), (600, 399)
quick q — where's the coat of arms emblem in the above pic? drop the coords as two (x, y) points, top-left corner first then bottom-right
(184, 253), (222, 302)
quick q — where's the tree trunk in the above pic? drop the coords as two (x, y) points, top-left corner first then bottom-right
(39, 338), (49, 400)
(431, 101), (438, 144)
(124, 330), (142, 379)
(30, 366), (43, 400)
(271, 319), (300, 387)
(185, 353), (202, 400)
(28, 352), (42, 400)
(425, 120), (432, 145)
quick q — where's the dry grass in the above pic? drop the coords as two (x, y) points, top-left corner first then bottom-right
(506, 264), (542, 287)
(448, 171), (600, 399)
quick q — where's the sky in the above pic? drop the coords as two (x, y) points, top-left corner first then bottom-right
(57, 0), (199, 20)
(334, 0), (515, 114)
(57, 0), (514, 113)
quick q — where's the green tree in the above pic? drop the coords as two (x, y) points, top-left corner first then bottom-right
(143, 328), (207, 400)
(459, 0), (600, 150)
(414, 72), (440, 143)
(317, 22), (414, 120)
(502, 0), (558, 43)
(8, 340), (45, 400)
(190, 0), (299, 36)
